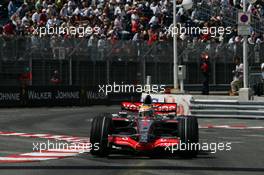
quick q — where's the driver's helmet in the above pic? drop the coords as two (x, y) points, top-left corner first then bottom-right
(139, 105), (154, 118)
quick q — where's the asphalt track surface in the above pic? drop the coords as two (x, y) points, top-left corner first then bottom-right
(0, 106), (263, 175)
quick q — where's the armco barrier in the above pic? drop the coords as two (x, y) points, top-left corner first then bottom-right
(0, 86), (141, 107)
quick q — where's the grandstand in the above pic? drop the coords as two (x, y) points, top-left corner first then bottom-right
(0, 0), (263, 90)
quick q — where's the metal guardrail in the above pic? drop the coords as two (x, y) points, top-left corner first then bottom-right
(190, 97), (264, 119)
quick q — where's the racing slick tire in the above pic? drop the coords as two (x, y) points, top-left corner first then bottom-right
(177, 116), (199, 158)
(90, 113), (112, 157)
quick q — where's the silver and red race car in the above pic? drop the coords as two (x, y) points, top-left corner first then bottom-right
(90, 95), (199, 157)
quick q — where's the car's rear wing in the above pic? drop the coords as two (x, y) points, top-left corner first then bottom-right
(121, 102), (177, 113)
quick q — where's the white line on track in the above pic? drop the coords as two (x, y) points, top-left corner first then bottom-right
(21, 152), (79, 157)
(0, 157), (56, 161)
(199, 125), (264, 129)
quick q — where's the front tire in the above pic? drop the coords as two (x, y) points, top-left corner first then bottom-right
(90, 113), (112, 157)
(177, 116), (199, 158)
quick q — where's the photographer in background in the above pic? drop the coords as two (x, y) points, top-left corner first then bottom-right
(230, 57), (243, 96)
(200, 52), (210, 95)
(19, 66), (32, 88)
(255, 63), (264, 96)
(50, 70), (61, 85)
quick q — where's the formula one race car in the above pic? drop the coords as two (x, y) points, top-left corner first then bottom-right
(90, 95), (199, 157)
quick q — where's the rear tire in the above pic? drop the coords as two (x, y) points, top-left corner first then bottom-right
(90, 113), (112, 157)
(177, 116), (199, 158)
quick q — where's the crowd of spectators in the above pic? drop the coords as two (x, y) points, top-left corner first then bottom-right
(0, 0), (264, 56)
(1, 0), (264, 90)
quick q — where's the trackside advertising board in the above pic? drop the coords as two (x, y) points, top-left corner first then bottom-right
(0, 87), (22, 107)
(0, 86), (141, 107)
